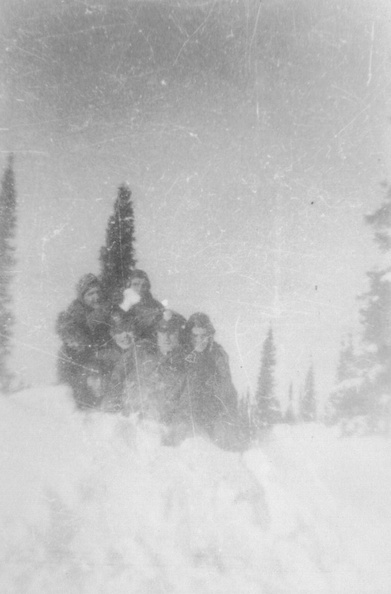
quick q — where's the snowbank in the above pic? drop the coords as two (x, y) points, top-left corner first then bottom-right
(0, 386), (390, 593)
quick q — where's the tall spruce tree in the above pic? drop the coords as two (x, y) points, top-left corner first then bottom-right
(356, 184), (391, 432)
(326, 186), (391, 435)
(254, 327), (281, 427)
(0, 155), (17, 392)
(360, 186), (391, 367)
(301, 362), (316, 422)
(99, 184), (137, 302)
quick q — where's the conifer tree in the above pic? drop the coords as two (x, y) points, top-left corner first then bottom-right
(336, 334), (356, 383)
(254, 327), (281, 427)
(356, 184), (391, 432)
(238, 389), (251, 422)
(326, 335), (363, 425)
(326, 185), (391, 434)
(99, 184), (137, 302)
(238, 388), (253, 440)
(0, 155), (17, 392)
(284, 382), (296, 424)
(301, 362), (316, 422)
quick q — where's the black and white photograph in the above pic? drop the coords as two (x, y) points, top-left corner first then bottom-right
(0, 0), (390, 591)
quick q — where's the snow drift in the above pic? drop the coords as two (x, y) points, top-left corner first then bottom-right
(1, 386), (390, 593)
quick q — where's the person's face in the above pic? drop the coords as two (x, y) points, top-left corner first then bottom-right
(113, 330), (134, 350)
(129, 277), (148, 297)
(157, 329), (179, 355)
(83, 286), (100, 308)
(191, 327), (211, 352)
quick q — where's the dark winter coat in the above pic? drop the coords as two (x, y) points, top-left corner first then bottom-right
(146, 348), (187, 424)
(121, 293), (164, 343)
(56, 298), (111, 407)
(177, 342), (237, 435)
(99, 339), (157, 415)
(57, 298), (111, 352)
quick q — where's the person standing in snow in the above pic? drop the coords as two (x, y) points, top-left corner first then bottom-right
(98, 312), (156, 416)
(117, 269), (164, 346)
(177, 312), (238, 440)
(56, 273), (111, 409)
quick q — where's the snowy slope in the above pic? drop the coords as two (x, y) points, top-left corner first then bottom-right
(0, 386), (390, 593)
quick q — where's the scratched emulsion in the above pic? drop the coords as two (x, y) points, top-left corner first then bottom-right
(1, 1), (391, 592)
(0, 3), (390, 408)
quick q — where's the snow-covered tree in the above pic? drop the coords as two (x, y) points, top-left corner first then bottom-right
(0, 155), (17, 392)
(336, 334), (357, 384)
(254, 327), (281, 427)
(356, 185), (391, 432)
(238, 389), (251, 423)
(284, 382), (296, 424)
(328, 185), (391, 434)
(326, 335), (364, 426)
(237, 388), (253, 442)
(99, 184), (137, 302)
(301, 362), (316, 422)
(365, 183), (391, 253)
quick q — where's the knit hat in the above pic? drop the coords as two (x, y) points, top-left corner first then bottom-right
(156, 310), (186, 333)
(125, 269), (151, 291)
(186, 312), (215, 336)
(76, 273), (99, 300)
(110, 310), (136, 334)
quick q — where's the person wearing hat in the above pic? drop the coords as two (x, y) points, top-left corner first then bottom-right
(146, 309), (188, 425)
(99, 311), (156, 415)
(56, 273), (111, 409)
(176, 312), (238, 441)
(118, 269), (164, 345)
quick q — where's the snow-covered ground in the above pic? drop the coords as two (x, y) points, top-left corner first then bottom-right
(1, 386), (390, 594)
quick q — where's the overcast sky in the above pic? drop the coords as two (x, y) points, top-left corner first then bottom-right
(1, 0), (390, 401)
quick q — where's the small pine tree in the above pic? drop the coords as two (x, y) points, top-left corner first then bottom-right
(238, 389), (251, 422)
(336, 334), (357, 383)
(0, 155), (17, 392)
(326, 335), (364, 426)
(301, 362), (316, 422)
(238, 388), (253, 440)
(284, 382), (296, 424)
(99, 184), (137, 302)
(254, 327), (281, 428)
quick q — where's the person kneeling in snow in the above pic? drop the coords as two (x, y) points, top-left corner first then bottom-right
(146, 309), (188, 425)
(56, 273), (111, 410)
(176, 312), (238, 442)
(99, 312), (156, 416)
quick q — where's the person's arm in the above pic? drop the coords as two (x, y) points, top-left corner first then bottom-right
(214, 344), (238, 413)
(56, 303), (92, 353)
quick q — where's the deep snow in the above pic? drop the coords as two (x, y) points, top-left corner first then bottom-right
(1, 386), (390, 593)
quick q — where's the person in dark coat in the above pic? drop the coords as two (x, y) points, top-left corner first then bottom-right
(118, 269), (164, 345)
(99, 311), (156, 416)
(56, 273), (111, 409)
(146, 309), (188, 425)
(178, 312), (238, 439)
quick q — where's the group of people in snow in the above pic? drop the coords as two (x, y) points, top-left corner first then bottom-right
(56, 269), (238, 442)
